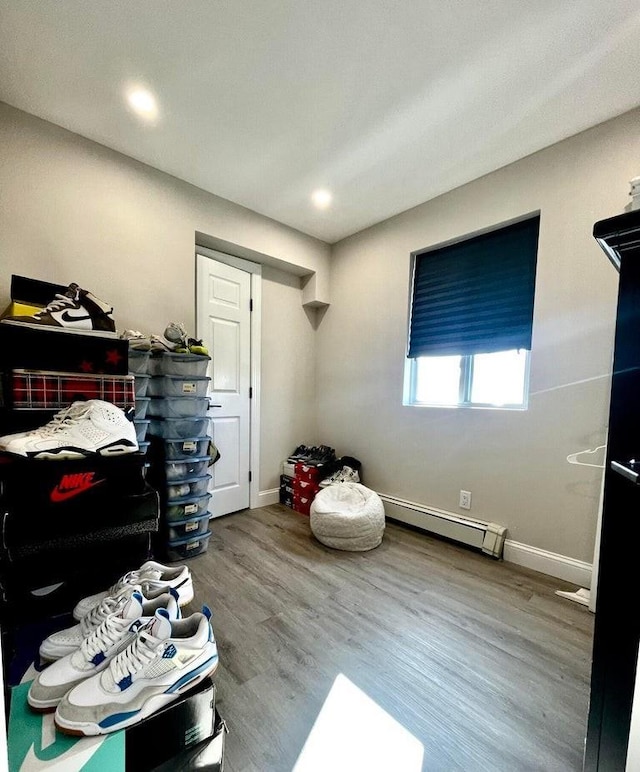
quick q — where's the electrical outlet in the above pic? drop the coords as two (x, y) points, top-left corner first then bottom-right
(459, 490), (472, 510)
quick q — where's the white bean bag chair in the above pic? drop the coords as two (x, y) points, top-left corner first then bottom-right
(310, 483), (385, 551)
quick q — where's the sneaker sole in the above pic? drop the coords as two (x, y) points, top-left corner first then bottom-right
(28, 695), (65, 713)
(39, 646), (77, 663)
(7, 442), (138, 460)
(55, 660), (218, 736)
(0, 319), (116, 338)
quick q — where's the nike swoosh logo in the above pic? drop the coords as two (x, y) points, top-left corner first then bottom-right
(50, 478), (105, 502)
(59, 310), (92, 322)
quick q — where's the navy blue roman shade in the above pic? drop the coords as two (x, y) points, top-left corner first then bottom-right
(408, 216), (540, 358)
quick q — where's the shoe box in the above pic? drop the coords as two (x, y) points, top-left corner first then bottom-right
(7, 675), (224, 772)
(151, 709), (226, 772)
(0, 454), (158, 549)
(294, 462), (325, 483)
(279, 474), (294, 507)
(1, 274), (67, 318)
(293, 491), (314, 516)
(2, 368), (136, 412)
(0, 323), (129, 377)
(0, 532), (154, 622)
(127, 678), (221, 772)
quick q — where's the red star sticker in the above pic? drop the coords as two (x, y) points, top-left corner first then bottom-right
(105, 349), (123, 366)
(79, 360), (94, 372)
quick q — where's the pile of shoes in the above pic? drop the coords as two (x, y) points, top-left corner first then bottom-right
(287, 445), (336, 467)
(121, 322), (209, 356)
(319, 456), (363, 487)
(27, 559), (219, 736)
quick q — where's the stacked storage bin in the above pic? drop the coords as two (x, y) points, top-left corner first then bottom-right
(128, 348), (151, 455)
(147, 352), (213, 561)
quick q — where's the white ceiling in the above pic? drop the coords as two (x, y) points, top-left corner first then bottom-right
(1, 1), (639, 243)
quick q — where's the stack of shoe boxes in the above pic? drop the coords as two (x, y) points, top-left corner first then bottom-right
(280, 461), (324, 516)
(128, 347), (151, 454)
(147, 351), (213, 560)
(0, 277), (160, 623)
(280, 446), (337, 515)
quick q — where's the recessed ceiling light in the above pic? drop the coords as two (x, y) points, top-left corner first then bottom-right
(126, 87), (158, 121)
(312, 189), (332, 209)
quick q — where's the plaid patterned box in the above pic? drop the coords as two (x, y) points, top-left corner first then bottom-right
(6, 369), (135, 410)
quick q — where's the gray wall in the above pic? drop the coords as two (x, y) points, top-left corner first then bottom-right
(320, 108), (640, 563)
(0, 102), (326, 493)
(2, 98), (639, 561)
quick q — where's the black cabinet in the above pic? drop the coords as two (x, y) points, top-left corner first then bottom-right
(586, 209), (640, 770)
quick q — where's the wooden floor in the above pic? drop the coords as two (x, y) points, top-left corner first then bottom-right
(189, 505), (594, 772)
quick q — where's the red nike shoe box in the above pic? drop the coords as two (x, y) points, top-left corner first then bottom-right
(3, 368), (135, 410)
(292, 477), (321, 496)
(294, 463), (324, 483)
(293, 491), (314, 516)
(0, 323), (128, 375)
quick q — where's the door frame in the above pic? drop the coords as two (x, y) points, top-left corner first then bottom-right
(195, 245), (262, 511)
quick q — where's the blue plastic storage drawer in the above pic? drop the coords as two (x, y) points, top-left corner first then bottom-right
(166, 493), (211, 522)
(165, 456), (210, 481)
(167, 474), (211, 501)
(149, 417), (210, 439)
(166, 531), (211, 561)
(167, 513), (210, 541)
(163, 437), (211, 460)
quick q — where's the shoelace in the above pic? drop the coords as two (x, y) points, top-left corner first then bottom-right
(109, 628), (161, 685)
(36, 403), (91, 437)
(106, 569), (145, 596)
(35, 291), (78, 317)
(106, 568), (161, 597)
(80, 612), (130, 662)
(78, 592), (131, 637)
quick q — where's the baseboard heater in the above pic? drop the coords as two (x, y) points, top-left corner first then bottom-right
(378, 493), (506, 558)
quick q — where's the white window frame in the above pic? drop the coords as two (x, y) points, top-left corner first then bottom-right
(403, 350), (531, 410)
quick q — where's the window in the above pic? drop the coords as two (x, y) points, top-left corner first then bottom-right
(405, 216), (539, 409)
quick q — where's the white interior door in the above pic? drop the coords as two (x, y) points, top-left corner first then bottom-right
(196, 255), (251, 517)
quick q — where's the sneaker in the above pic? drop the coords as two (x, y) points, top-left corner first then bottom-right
(0, 400), (138, 460)
(73, 561), (194, 621)
(120, 330), (151, 351)
(55, 607), (218, 735)
(39, 586), (180, 663)
(320, 465), (361, 487)
(287, 445), (309, 462)
(149, 335), (177, 352)
(150, 322), (188, 353)
(167, 483), (191, 499)
(187, 338), (209, 356)
(1, 283), (116, 337)
(28, 591), (180, 712)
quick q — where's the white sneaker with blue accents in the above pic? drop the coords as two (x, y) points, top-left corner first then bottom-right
(28, 591), (180, 712)
(73, 560), (194, 621)
(55, 607), (218, 736)
(40, 585), (180, 663)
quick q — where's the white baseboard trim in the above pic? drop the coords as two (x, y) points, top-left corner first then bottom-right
(257, 488), (280, 507)
(378, 493), (488, 551)
(503, 540), (592, 588)
(378, 492), (592, 586)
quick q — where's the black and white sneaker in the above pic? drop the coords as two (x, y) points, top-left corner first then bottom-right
(0, 400), (138, 460)
(1, 282), (116, 337)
